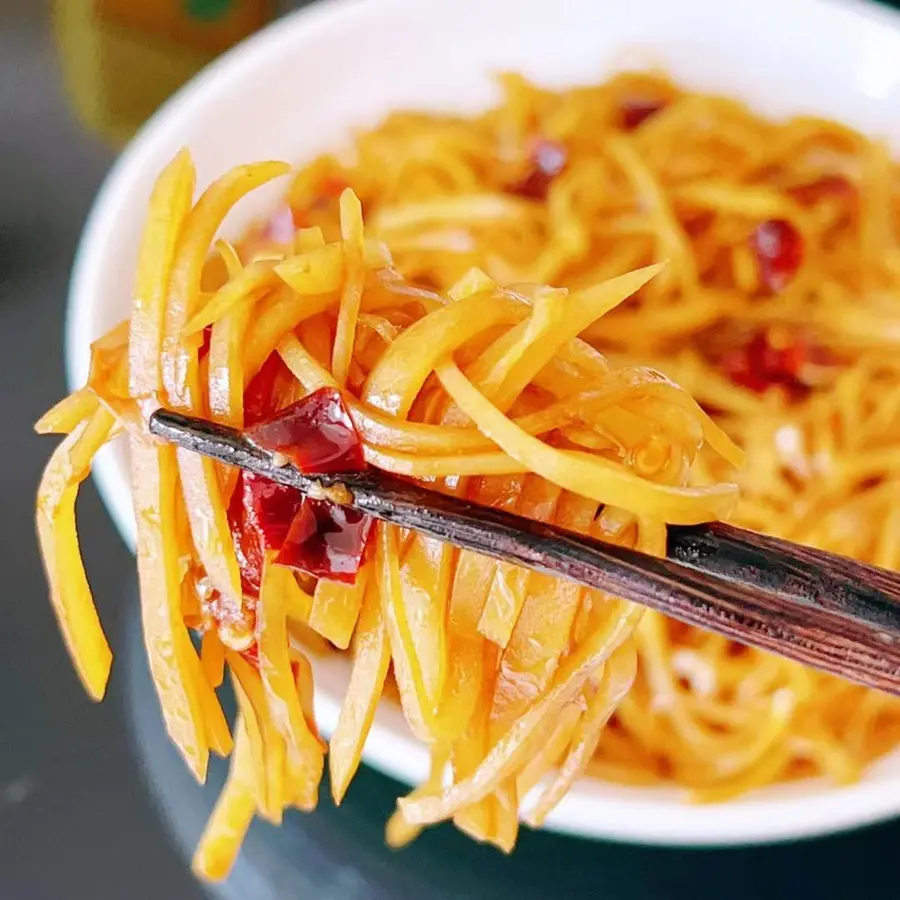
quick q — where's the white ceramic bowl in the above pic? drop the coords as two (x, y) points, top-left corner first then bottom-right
(67, 0), (900, 847)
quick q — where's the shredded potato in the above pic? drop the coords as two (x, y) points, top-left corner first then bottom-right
(36, 147), (730, 867)
(36, 407), (117, 700)
(308, 70), (900, 803)
(35, 69), (900, 879)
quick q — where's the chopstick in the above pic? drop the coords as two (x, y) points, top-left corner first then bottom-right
(149, 409), (900, 696)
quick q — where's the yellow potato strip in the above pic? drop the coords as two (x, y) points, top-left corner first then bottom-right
(36, 408), (116, 700)
(435, 359), (737, 524)
(329, 581), (391, 804)
(192, 716), (257, 882)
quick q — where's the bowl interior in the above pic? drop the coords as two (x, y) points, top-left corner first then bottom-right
(67, 0), (900, 845)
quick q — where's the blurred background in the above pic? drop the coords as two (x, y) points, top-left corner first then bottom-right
(5, 1), (900, 898)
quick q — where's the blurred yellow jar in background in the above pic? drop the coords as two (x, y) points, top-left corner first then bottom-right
(54, 0), (274, 146)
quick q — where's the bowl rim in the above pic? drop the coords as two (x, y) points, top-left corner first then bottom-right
(66, 0), (900, 847)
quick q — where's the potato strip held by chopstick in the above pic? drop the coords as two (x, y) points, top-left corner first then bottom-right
(192, 715), (258, 882)
(398, 599), (639, 826)
(162, 161), (290, 408)
(332, 189), (366, 386)
(131, 440), (216, 780)
(36, 407), (116, 700)
(524, 642), (638, 826)
(129, 148), (195, 399)
(258, 558), (326, 771)
(165, 162), (290, 607)
(435, 359), (738, 523)
(34, 388), (99, 436)
(329, 579), (391, 803)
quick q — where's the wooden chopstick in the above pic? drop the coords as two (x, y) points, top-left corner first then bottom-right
(149, 409), (900, 696)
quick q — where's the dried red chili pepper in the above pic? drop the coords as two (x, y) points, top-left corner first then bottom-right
(750, 219), (804, 293)
(620, 98), (665, 130)
(509, 138), (568, 200)
(246, 388), (365, 474)
(276, 498), (373, 584)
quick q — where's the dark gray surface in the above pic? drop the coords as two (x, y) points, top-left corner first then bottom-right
(0, 4), (207, 899)
(5, 1), (900, 898)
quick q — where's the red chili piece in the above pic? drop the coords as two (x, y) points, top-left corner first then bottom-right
(308, 175), (349, 211)
(246, 388), (365, 474)
(509, 138), (568, 200)
(240, 642), (259, 667)
(620, 98), (665, 130)
(243, 354), (293, 426)
(229, 380), (372, 593)
(721, 330), (810, 394)
(198, 325), (213, 360)
(750, 219), (804, 293)
(787, 175), (854, 206)
(242, 472), (306, 552)
(276, 498), (373, 583)
(227, 471), (304, 597)
(319, 175), (348, 199)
